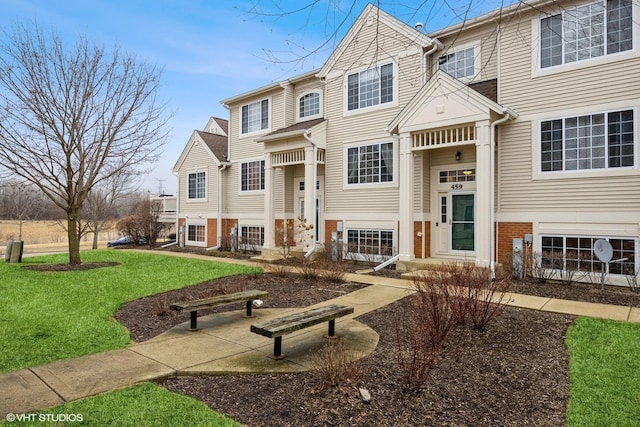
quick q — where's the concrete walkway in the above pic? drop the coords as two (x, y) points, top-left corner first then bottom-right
(2, 253), (640, 418)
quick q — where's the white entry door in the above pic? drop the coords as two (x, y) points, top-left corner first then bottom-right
(295, 178), (322, 242)
(436, 192), (450, 253)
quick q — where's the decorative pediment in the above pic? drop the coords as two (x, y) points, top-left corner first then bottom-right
(387, 71), (513, 135)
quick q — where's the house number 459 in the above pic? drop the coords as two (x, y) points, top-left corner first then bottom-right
(451, 184), (463, 190)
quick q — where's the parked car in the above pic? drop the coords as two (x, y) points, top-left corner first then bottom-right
(107, 236), (147, 247)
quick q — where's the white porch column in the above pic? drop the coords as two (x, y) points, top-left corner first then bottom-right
(475, 120), (491, 267)
(263, 154), (275, 249)
(398, 133), (414, 262)
(303, 145), (316, 250)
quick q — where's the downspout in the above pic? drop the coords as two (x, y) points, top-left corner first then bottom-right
(162, 171), (180, 248)
(422, 38), (443, 85)
(303, 130), (318, 258)
(490, 108), (517, 275)
(207, 161), (231, 251)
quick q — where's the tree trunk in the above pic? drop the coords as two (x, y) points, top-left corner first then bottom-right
(92, 225), (100, 250)
(67, 210), (82, 265)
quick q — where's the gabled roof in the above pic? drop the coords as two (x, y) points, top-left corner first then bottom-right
(386, 70), (516, 134)
(318, 3), (435, 79)
(172, 119), (229, 172)
(196, 130), (228, 161)
(257, 118), (326, 143)
(204, 116), (228, 136)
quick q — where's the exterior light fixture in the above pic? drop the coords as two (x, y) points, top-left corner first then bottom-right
(456, 151), (461, 161)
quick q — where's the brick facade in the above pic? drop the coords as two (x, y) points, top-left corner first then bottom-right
(497, 222), (533, 265)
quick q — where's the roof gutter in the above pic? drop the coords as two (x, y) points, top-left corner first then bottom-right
(490, 108), (518, 275)
(302, 130), (318, 259)
(422, 38), (443, 85)
(207, 161), (232, 251)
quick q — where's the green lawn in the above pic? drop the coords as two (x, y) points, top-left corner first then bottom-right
(0, 250), (260, 373)
(566, 317), (640, 427)
(3, 382), (241, 426)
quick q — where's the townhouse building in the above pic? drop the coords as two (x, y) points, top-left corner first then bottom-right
(173, 0), (639, 284)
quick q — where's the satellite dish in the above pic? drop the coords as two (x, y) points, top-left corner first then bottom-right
(594, 239), (613, 263)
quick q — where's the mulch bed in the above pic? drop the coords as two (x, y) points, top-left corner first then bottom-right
(22, 261), (120, 272)
(112, 267), (640, 426)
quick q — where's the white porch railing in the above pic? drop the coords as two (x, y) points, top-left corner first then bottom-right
(412, 124), (476, 149)
(271, 148), (325, 167)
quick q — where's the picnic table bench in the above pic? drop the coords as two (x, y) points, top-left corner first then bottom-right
(170, 289), (269, 331)
(250, 304), (354, 359)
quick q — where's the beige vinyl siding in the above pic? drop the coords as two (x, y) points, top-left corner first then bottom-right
(434, 24), (498, 82)
(500, 10), (640, 114)
(178, 142), (217, 217)
(323, 34), (424, 215)
(495, 5), (640, 213)
(422, 151), (431, 212)
(499, 121), (640, 212)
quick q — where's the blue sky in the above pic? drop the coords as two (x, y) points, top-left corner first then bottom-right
(0, 0), (509, 195)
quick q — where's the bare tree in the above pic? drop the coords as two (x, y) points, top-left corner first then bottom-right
(82, 171), (136, 249)
(115, 198), (170, 247)
(0, 181), (46, 241)
(0, 23), (171, 264)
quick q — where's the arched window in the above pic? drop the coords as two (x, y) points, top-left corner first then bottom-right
(298, 92), (321, 119)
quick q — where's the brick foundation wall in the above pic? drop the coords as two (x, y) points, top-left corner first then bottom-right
(220, 219), (238, 249)
(207, 218), (217, 247)
(274, 219), (295, 248)
(413, 222), (422, 259)
(497, 222), (533, 265)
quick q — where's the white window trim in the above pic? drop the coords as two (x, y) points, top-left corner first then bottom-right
(185, 221), (207, 247)
(343, 60), (398, 116)
(185, 169), (207, 202)
(537, 234), (638, 279)
(436, 41), (481, 83)
(530, 0), (639, 78)
(239, 224), (265, 250)
(531, 106), (638, 180)
(238, 157), (266, 194)
(238, 97), (271, 138)
(342, 138), (398, 189)
(296, 90), (323, 121)
(344, 227), (396, 262)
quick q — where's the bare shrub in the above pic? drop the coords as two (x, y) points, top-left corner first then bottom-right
(309, 339), (364, 390)
(624, 266), (640, 293)
(298, 258), (321, 279)
(396, 276), (456, 392)
(268, 259), (293, 278)
(429, 262), (511, 331)
(531, 251), (559, 282)
(153, 294), (171, 317)
(318, 258), (349, 283)
(465, 265), (512, 331)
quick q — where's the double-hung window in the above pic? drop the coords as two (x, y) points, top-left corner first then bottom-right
(240, 226), (264, 249)
(241, 99), (269, 134)
(187, 225), (205, 243)
(347, 229), (394, 257)
(299, 92), (321, 119)
(438, 46), (476, 79)
(541, 235), (635, 275)
(187, 171), (206, 199)
(347, 142), (394, 184)
(347, 63), (394, 111)
(540, 0), (633, 69)
(540, 109), (634, 172)
(241, 160), (265, 191)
